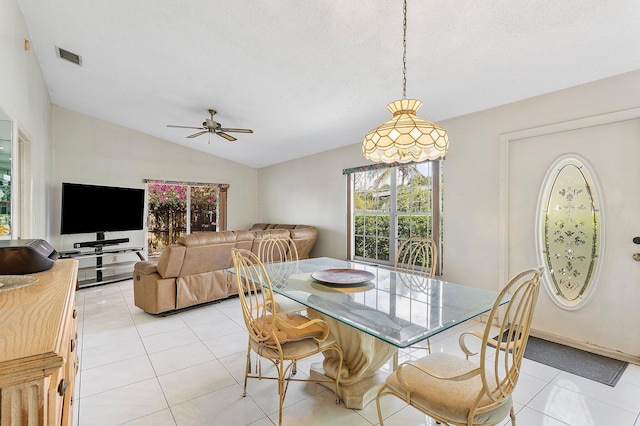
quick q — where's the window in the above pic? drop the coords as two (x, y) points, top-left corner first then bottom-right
(346, 161), (443, 272)
(145, 180), (228, 257)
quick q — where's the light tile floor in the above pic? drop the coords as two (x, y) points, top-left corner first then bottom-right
(74, 280), (640, 426)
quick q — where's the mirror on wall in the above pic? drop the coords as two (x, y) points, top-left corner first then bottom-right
(536, 154), (604, 310)
(0, 117), (11, 239)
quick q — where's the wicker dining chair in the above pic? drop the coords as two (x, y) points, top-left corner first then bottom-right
(257, 234), (306, 314)
(393, 237), (438, 362)
(376, 266), (543, 426)
(231, 248), (344, 426)
(394, 237), (438, 279)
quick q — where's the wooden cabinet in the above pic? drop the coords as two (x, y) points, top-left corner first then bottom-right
(0, 259), (79, 426)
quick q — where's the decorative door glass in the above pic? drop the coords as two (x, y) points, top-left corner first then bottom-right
(536, 154), (603, 309)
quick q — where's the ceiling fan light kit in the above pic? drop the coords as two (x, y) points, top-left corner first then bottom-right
(362, 0), (449, 164)
(167, 109), (253, 143)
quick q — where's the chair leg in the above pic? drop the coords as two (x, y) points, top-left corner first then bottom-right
(278, 379), (285, 426)
(246, 337), (252, 374)
(243, 347), (251, 397)
(277, 358), (286, 426)
(292, 361), (297, 375)
(510, 404), (516, 425)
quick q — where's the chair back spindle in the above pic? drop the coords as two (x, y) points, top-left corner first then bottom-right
(395, 237), (437, 278)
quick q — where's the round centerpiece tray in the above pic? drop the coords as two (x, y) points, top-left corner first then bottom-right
(310, 268), (375, 286)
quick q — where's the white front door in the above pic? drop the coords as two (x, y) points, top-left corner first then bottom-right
(503, 109), (640, 358)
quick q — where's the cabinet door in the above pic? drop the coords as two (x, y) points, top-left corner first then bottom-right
(46, 305), (78, 426)
(0, 380), (47, 425)
(61, 305), (79, 426)
(58, 306), (79, 426)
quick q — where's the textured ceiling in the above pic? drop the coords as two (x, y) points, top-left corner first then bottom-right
(17, 0), (640, 168)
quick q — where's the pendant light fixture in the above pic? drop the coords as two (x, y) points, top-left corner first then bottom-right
(362, 0), (449, 164)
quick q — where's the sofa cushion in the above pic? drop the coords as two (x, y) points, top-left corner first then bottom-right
(249, 229), (291, 257)
(233, 230), (255, 252)
(272, 224), (297, 229)
(178, 230), (237, 246)
(156, 244), (186, 278)
(289, 227), (319, 259)
(252, 223), (298, 230)
(134, 260), (158, 275)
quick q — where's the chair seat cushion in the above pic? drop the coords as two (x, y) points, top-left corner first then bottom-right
(385, 353), (511, 425)
(255, 312), (325, 344)
(250, 334), (337, 360)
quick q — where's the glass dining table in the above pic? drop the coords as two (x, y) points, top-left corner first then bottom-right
(246, 257), (507, 409)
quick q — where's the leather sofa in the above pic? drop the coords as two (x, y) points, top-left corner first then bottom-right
(133, 224), (318, 314)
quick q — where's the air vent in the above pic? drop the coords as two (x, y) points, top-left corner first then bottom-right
(56, 46), (82, 66)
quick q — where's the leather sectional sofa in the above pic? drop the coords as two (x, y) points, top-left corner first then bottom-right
(133, 224), (318, 314)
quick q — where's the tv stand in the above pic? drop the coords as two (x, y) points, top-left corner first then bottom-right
(61, 234), (144, 288)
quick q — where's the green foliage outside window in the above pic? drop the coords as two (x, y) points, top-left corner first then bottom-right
(354, 214), (391, 260)
(147, 184), (187, 256)
(352, 162), (441, 266)
(189, 186), (218, 232)
(147, 183), (219, 257)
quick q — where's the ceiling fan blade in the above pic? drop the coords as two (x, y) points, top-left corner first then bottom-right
(187, 131), (209, 138)
(217, 132), (237, 142)
(219, 128), (253, 134)
(167, 125), (204, 130)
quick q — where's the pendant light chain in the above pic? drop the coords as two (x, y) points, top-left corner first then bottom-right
(402, 0), (407, 99)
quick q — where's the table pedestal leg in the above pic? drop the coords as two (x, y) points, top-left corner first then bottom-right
(309, 363), (392, 409)
(307, 309), (397, 409)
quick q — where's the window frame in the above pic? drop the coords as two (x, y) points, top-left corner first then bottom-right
(346, 160), (443, 274)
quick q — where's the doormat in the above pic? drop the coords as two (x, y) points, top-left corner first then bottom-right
(498, 334), (628, 387)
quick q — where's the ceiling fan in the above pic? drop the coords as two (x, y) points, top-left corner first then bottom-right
(167, 109), (253, 142)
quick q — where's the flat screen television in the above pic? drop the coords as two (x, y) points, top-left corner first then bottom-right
(61, 182), (145, 235)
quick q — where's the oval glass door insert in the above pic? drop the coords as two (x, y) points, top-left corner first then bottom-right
(536, 154), (603, 310)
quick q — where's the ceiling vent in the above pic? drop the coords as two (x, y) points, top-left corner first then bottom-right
(56, 46), (82, 66)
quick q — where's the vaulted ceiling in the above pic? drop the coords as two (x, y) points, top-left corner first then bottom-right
(17, 0), (640, 167)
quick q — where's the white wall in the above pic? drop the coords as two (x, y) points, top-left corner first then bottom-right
(256, 144), (356, 258)
(51, 106), (259, 251)
(258, 69), (640, 295)
(0, 0), (53, 238)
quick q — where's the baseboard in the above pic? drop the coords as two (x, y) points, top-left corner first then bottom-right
(530, 329), (640, 366)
